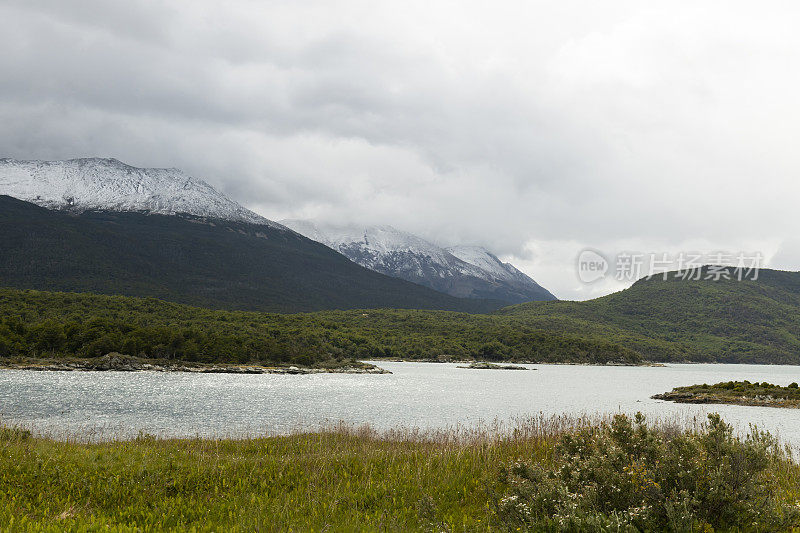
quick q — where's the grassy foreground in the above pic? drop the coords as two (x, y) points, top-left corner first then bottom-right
(2, 415), (800, 532)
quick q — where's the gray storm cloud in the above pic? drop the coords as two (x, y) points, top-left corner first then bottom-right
(1, 0), (798, 299)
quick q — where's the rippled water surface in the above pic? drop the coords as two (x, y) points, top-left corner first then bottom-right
(1, 362), (799, 444)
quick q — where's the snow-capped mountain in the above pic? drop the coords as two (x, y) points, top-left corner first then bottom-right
(0, 157), (283, 229)
(281, 220), (556, 303)
(0, 157), (554, 304)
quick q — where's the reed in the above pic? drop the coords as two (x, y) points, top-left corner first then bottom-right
(0, 414), (798, 532)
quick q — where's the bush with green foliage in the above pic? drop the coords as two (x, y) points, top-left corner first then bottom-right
(499, 413), (799, 531)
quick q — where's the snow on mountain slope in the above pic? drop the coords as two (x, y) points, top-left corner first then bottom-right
(446, 245), (522, 281)
(0, 158), (283, 228)
(317, 224), (456, 271)
(281, 220), (556, 303)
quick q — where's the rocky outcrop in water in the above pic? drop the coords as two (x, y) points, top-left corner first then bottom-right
(457, 362), (530, 370)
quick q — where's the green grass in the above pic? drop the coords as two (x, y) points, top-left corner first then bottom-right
(1, 416), (799, 532)
(0, 425), (545, 532)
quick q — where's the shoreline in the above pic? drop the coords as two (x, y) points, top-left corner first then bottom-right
(370, 358), (666, 367)
(0, 353), (390, 375)
(0, 355), (670, 374)
(652, 391), (800, 409)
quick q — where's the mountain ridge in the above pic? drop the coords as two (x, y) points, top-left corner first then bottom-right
(0, 195), (503, 313)
(0, 157), (283, 229)
(281, 220), (556, 304)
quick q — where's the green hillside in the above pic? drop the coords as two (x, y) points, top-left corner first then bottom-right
(499, 267), (800, 363)
(0, 196), (500, 313)
(0, 288), (637, 366)
(3, 268), (800, 366)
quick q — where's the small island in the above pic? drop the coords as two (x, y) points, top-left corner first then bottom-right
(653, 380), (800, 408)
(457, 361), (530, 370)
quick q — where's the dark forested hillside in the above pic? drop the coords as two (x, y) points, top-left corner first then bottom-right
(0, 196), (501, 313)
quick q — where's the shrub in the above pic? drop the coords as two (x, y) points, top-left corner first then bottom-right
(498, 413), (799, 531)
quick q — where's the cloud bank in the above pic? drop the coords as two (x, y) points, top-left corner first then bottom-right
(1, 0), (798, 299)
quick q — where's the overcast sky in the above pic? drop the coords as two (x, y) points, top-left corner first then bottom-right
(2, 0), (799, 299)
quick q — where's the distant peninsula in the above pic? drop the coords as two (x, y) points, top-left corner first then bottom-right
(0, 353), (390, 375)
